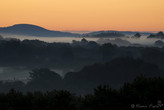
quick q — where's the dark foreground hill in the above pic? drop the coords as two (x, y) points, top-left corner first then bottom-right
(0, 24), (79, 37)
(63, 57), (163, 94)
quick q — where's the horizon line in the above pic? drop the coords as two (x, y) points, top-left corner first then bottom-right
(0, 23), (163, 33)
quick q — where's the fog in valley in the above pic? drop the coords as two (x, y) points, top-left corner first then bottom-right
(1, 33), (164, 46)
(1, 33), (164, 82)
(0, 31), (164, 94)
(0, 34), (163, 82)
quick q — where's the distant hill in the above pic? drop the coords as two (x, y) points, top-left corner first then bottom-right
(0, 24), (79, 37)
(85, 31), (151, 37)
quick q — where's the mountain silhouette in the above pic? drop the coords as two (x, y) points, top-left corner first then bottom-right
(0, 24), (79, 37)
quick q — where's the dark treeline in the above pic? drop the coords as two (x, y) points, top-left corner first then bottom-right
(0, 76), (164, 110)
(1, 38), (164, 71)
(0, 38), (100, 70)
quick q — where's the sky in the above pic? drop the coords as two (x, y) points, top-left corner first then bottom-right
(0, 0), (164, 32)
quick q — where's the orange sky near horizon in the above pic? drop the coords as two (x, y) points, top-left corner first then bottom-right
(0, 0), (164, 32)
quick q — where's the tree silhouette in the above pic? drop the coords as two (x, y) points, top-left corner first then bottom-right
(133, 33), (141, 38)
(26, 68), (62, 91)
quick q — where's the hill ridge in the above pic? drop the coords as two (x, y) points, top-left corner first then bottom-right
(0, 24), (79, 37)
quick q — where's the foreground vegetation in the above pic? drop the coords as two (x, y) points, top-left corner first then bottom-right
(0, 76), (164, 110)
